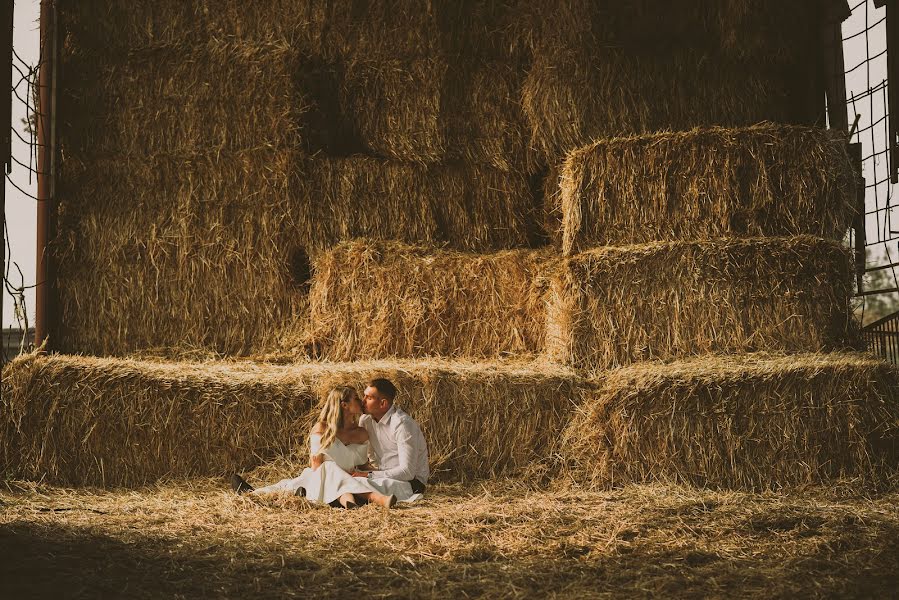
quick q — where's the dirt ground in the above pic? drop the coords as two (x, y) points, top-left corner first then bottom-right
(2, 478), (898, 599)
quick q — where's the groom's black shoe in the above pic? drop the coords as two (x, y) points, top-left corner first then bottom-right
(294, 486), (307, 498)
(230, 474), (254, 494)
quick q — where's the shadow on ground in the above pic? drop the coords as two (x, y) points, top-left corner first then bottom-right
(3, 512), (898, 600)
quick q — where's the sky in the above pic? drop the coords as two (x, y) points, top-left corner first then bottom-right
(4, 0), (39, 328)
(1, 0), (895, 328)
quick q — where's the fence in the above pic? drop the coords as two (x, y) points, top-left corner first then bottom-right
(840, 0), (899, 362)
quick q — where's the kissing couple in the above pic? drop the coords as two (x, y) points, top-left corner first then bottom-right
(231, 378), (429, 509)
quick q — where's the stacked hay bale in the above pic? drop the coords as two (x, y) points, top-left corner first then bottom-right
(0, 353), (588, 486)
(52, 0), (829, 357)
(13, 0), (888, 491)
(562, 353), (899, 490)
(53, 1), (538, 357)
(551, 124), (899, 489)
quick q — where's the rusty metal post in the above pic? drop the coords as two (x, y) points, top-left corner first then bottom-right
(887, 1), (898, 183)
(35, 0), (55, 348)
(874, 0), (898, 182)
(849, 142), (867, 292)
(1, 1), (12, 344)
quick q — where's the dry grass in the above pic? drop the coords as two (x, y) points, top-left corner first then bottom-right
(562, 353), (899, 491)
(58, 38), (303, 157)
(2, 478), (897, 598)
(293, 157), (539, 254)
(54, 149), (308, 357)
(514, 0), (818, 58)
(0, 353), (588, 487)
(342, 57), (530, 171)
(522, 46), (815, 166)
(53, 152), (539, 358)
(546, 237), (855, 373)
(560, 124), (858, 253)
(307, 240), (555, 360)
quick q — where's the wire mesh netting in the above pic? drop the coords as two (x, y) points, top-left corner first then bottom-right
(843, 0), (899, 361)
(2, 1), (41, 362)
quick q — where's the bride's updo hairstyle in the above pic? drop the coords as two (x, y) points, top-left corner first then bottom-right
(317, 386), (357, 450)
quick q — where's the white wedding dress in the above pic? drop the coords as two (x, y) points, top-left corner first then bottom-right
(253, 434), (382, 504)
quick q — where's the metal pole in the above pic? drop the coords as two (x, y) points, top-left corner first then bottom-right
(35, 0), (54, 349)
(1, 0), (13, 354)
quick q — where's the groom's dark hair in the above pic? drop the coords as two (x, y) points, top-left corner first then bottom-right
(369, 378), (397, 402)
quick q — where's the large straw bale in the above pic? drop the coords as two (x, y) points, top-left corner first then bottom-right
(59, 40), (304, 157)
(308, 240), (555, 360)
(59, 0), (439, 60)
(53, 149), (309, 357)
(560, 125), (858, 254)
(522, 46), (816, 166)
(546, 237), (855, 374)
(513, 0), (818, 63)
(0, 353), (588, 486)
(341, 56), (446, 163)
(52, 153), (537, 357)
(341, 57), (529, 171)
(293, 157), (538, 253)
(561, 353), (899, 490)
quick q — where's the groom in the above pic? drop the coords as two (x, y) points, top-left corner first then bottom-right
(354, 378), (429, 498)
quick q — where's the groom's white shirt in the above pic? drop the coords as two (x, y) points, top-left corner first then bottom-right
(360, 405), (429, 484)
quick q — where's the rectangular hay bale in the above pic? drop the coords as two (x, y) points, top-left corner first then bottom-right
(545, 237), (855, 374)
(308, 240), (555, 360)
(522, 46), (817, 166)
(561, 353), (899, 490)
(54, 149), (309, 357)
(58, 39), (304, 157)
(294, 157), (539, 253)
(0, 354), (588, 487)
(560, 125), (858, 253)
(341, 56), (530, 171)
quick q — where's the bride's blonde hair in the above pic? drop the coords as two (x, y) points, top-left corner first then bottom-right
(316, 386), (357, 450)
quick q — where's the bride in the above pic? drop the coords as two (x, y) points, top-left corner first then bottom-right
(231, 386), (396, 509)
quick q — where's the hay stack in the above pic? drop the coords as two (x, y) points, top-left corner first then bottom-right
(561, 352), (899, 490)
(308, 240), (555, 360)
(0, 353), (588, 487)
(341, 57), (529, 171)
(560, 125), (858, 253)
(58, 39), (304, 157)
(57, 1), (437, 58)
(522, 46), (816, 166)
(513, 0), (819, 60)
(294, 157), (539, 253)
(54, 149), (309, 357)
(546, 237), (855, 374)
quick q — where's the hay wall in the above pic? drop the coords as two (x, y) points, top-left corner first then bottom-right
(307, 240), (555, 360)
(53, 0), (830, 357)
(53, 150), (310, 357)
(522, 46), (818, 168)
(0, 353), (588, 486)
(342, 57), (530, 171)
(59, 40), (303, 157)
(293, 157), (539, 254)
(546, 237), (855, 374)
(561, 353), (899, 490)
(560, 125), (858, 253)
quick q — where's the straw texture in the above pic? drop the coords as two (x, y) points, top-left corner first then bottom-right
(307, 240), (556, 360)
(546, 237), (855, 373)
(0, 353), (587, 486)
(562, 353), (899, 490)
(560, 125), (858, 253)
